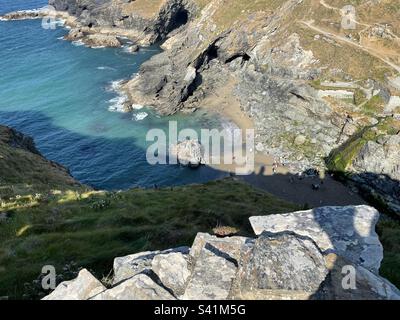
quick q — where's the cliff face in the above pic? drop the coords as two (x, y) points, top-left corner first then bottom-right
(0, 125), (81, 198)
(3, 0), (398, 211)
(49, 0), (196, 44)
(117, 0), (400, 213)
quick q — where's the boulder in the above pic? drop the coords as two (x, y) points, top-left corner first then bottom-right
(42, 269), (105, 300)
(351, 134), (400, 181)
(151, 252), (191, 296)
(83, 34), (122, 48)
(170, 139), (205, 167)
(249, 205), (383, 273)
(233, 232), (328, 300)
(315, 253), (400, 300)
(64, 28), (84, 41)
(126, 44), (140, 53)
(113, 247), (189, 284)
(91, 274), (175, 300)
(181, 233), (252, 300)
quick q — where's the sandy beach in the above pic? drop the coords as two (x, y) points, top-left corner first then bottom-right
(199, 77), (366, 207)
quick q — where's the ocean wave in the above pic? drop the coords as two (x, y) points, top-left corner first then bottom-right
(131, 104), (144, 110)
(108, 95), (128, 113)
(106, 79), (124, 92)
(106, 79), (128, 112)
(72, 40), (84, 47)
(133, 112), (148, 121)
(97, 66), (117, 71)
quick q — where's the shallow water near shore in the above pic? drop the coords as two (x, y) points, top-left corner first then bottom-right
(0, 0), (229, 190)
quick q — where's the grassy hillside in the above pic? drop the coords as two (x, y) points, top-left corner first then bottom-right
(0, 125), (84, 200)
(0, 178), (299, 299)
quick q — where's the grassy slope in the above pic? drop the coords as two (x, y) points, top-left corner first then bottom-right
(0, 126), (84, 199)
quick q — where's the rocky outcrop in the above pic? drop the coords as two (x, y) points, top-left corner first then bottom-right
(250, 205), (383, 273)
(0, 126), (40, 155)
(42, 269), (105, 300)
(47, 0), (195, 45)
(2, 0), (399, 210)
(0, 125), (81, 193)
(170, 139), (205, 167)
(351, 134), (400, 182)
(43, 205), (400, 300)
(82, 34), (122, 47)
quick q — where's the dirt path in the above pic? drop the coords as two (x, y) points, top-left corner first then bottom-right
(301, 20), (400, 73)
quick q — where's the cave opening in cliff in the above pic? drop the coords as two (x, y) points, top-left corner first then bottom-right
(170, 8), (189, 31)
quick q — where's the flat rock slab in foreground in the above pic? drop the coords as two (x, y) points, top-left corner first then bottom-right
(250, 205), (383, 273)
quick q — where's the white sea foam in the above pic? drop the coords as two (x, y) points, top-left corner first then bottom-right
(131, 104), (144, 110)
(108, 95), (128, 113)
(107, 79), (123, 91)
(72, 40), (84, 46)
(106, 79), (128, 112)
(133, 112), (148, 121)
(97, 66), (116, 71)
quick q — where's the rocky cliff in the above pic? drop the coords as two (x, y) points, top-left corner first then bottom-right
(2, 2), (399, 180)
(0, 125), (81, 198)
(43, 205), (400, 300)
(8, 0), (396, 214)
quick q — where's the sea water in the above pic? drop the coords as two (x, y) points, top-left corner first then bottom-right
(0, 0), (228, 190)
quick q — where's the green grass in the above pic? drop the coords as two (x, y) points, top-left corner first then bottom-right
(0, 178), (299, 299)
(378, 220), (400, 288)
(0, 126), (84, 199)
(362, 95), (385, 116)
(326, 117), (400, 173)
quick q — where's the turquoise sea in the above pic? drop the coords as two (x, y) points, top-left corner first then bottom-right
(0, 0), (228, 190)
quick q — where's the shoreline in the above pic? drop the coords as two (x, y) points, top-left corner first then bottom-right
(0, 6), (368, 208)
(198, 76), (288, 177)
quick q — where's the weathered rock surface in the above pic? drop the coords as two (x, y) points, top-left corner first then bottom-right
(152, 252), (191, 296)
(352, 134), (400, 181)
(43, 206), (400, 300)
(250, 205), (383, 273)
(113, 246), (189, 285)
(91, 274), (176, 300)
(83, 34), (122, 47)
(170, 139), (205, 167)
(182, 233), (252, 300)
(42, 269), (105, 300)
(233, 232), (328, 300)
(315, 253), (400, 300)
